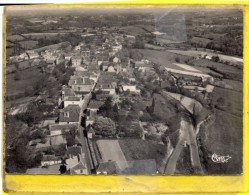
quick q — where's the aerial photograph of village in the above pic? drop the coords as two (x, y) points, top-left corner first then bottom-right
(4, 7), (243, 175)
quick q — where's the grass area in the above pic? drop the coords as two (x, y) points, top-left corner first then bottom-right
(5, 96), (36, 109)
(199, 110), (242, 174)
(152, 93), (179, 121)
(119, 139), (167, 169)
(223, 79), (243, 92)
(120, 25), (154, 36)
(134, 49), (193, 66)
(211, 87), (242, 117)
(6, 66), (43, 97)
(33, 41), (71, 52)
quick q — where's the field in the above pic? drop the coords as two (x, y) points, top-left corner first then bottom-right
(22, 32), (68, 39)
(6, 66), (43, 98)
(189, 59), (241, 73)
(199, 110), (242, 174)
(211, 87), (243, 117)
(18, 40), (39, 49)
(33, 41), (71, 53)
(120, 24), (154, 36)
(133, 49), (193, 66)
(96, 139), (128, 170)
(119, 139), (167, 170)
(167, 50), (243, 65)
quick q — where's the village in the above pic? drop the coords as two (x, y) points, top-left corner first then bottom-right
(5, 9), (243, 175)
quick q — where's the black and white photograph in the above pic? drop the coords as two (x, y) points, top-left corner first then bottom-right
(4, 6), (243, 175)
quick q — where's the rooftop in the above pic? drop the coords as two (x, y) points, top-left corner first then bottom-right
(49, 124), (78, 131)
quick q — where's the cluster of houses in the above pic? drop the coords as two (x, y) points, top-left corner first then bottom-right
(24, 30), (144, 174)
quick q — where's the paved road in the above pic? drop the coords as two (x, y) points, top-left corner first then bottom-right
(161, 91), (204, 174)
(164, 119), (190, 174)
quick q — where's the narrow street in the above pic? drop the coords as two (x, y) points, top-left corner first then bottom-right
(76, 76), (99, 173)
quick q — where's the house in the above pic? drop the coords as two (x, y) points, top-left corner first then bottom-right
(96, 83), (116, 95)
(134, 61), (153, 72)
(41, 155), (62, 167)
(113, 57), (120, 63)
(26, 50), (40, 59)
(66, 146), (88, 174)
(88, 100), (104, 112)
(107, 65), (116, 73)
(85, 110), (97, 127)
(87, 126), (95, 139)
(59, 105), (80, 124)
(122, 85), (140, 94)
(69, 76), (94, 94)
(72, 56), (82, 67)
(49, 124), (78, 136)
(112, 45), (122, 52)
(63, 96), (81, 108)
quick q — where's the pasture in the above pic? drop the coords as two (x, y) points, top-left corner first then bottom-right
(211, 87), (242, 117)
(6, 66), (43, 98)
(199, 110), (242, 174)
(134, 49), (193, 66)
(119, 139), (167, 170)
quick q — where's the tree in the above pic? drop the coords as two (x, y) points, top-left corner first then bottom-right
(175, 57), (180, 63)
(98, 97), (113, 118)
(92, 116), (116, 136)
(212, 55), (220, 62)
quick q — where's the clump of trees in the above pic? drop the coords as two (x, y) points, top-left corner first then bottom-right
(92, 116), (116, 137)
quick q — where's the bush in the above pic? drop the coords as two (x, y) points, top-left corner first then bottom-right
(175, 57), (180, 63)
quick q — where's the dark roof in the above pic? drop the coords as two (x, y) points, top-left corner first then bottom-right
(66, 146), (82, 157)
(74, 70), (93, 77)
(49, 124), (77, 131)
(42, 155), (61, 161)
(63, 88), (76, 97)
(97, 161), (118, 174)
(64, 96), (80, 101)
(88, 100), (104, 109)
(59, 105), (81, 123)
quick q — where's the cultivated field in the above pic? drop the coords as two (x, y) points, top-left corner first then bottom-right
(96, 139), (128, 171)
(173, 63), (201, 72)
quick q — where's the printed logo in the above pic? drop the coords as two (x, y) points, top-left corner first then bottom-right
(211, 153), (231, 163)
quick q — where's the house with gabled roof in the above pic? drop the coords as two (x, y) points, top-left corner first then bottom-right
(66, 146), (88, 174)
(69, 76), (94, 95)
(41, 155), (62, 167)
(58, 105), (80, 125)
